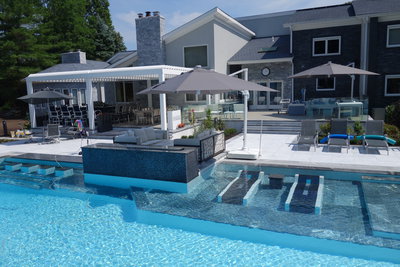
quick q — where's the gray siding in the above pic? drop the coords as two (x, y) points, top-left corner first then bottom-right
(165, 21), (215, 68)
(292, 25), (362, 100)
(368, 19), (400, 108)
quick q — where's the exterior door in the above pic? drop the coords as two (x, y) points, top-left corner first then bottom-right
(249, 81), (283, 110)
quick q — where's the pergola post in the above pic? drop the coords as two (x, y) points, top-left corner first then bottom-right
(159, 70), (167, 131)
(26, 80), (36, 128)
(85, 78), (95, 130)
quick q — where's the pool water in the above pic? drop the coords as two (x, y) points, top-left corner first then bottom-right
(0, 184), (396, 266)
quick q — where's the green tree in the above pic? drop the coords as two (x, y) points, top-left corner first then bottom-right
(85, 0), (126, 60)
(0, 0), (54, 108)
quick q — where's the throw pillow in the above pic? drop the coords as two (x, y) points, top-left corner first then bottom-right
(133, 129), (147, 142)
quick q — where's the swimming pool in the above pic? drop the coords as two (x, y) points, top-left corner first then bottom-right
(0, 184), (395, 266)
(0, 156), (399, 265)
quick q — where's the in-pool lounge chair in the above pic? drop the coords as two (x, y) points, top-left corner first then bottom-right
(296, 120), (318, 151)
(327, 119), (350, 153)
(363, 120), (389, 155)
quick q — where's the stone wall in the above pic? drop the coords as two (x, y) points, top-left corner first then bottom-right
(242, 61), (293, 100)
(135, 13), (165, 66)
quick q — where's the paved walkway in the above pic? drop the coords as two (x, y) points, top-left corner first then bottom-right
(1, 134), (399, 173)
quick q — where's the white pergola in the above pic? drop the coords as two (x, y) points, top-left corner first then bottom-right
(25, 65), (192, 130)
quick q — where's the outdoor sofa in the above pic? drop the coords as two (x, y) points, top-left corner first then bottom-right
(113, 127), (168, 146)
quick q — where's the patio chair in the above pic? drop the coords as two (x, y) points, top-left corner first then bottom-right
(48, 105), (61, 124)
(296, 120), (318, 151)
(363, 120), (389, 155)
(43, 124), (60, 143)
(327, 119), (350, 153)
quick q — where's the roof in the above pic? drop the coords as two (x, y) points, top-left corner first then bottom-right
(287, 4), (354, 24)
(39, 60), (109, 74)
(106, 51), (136, 65)
(228, 35), (291, 63)
(352, 0), (400, 15)
(163, 7), (255, 44)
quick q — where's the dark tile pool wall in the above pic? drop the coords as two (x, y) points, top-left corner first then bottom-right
(82, 146), (198, 183)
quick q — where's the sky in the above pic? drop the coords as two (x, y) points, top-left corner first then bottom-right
(109, 0), (347, 50)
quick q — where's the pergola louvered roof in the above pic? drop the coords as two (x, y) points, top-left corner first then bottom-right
(26, 65), (192, 83)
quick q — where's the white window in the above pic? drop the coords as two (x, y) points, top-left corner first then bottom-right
(313, 36), (341, 56)
(185, 93), (207, 102)
(385, 75), (400, 96)
(387, 25), (400, 48)
(184, 45), (208, 68)
(316, 77), (336, 91)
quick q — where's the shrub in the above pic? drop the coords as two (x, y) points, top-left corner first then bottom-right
(319, 122), (331, 136)
(188, 135), (194, 139)
(384, 123), (400, 145)
(353, 121), (364, 136)
(214, 118), (225, 131)
(224, 128), (237, 139)
(385, 100), (400, 129)
(181, 135), (187, 139)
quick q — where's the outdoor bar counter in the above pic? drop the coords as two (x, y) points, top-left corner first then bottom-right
(82, 143), (199, 193)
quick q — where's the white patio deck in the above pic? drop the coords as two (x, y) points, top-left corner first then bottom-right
(1, 134), (399, 173)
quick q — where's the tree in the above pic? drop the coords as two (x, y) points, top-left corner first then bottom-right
(0, 0), (54, 108)
(85, 0), (126, 60)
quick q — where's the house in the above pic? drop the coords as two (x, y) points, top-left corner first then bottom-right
(26, 0), (400, 130)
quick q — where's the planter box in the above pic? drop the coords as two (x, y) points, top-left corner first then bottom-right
(167, 110), (181, 130)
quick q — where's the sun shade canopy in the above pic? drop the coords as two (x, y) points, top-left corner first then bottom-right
(289, 61), (379, 78)
(138, 67), (277, 95)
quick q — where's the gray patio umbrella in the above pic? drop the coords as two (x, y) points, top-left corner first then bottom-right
(289, 61), (379, 99)
(18, 88), (73, 105)
(138, 67), (276, 94)
(139, 67), (277, 155)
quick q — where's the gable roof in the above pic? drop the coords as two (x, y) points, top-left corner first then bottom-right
(107, 50), (136, 65)
(228, 35), (291, 64)
(39, 60), (109, 74)
(163, 7), (255, 44)
(352, 0), (400, 15)
(287, 4), (354, 24)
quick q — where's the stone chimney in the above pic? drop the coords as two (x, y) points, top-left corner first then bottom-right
(61, 51), (87, 64)
(135, 11), (165, 66)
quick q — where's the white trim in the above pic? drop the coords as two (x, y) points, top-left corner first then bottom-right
(285, 17), (361, 31)
(386, 25), (400, 48)
(312, 36), (341, 56)
(228, 57), (293, 65)
(316, 77), (336, 91)
(164, 7), (255, 44)
(183, 44), (209, 68)
(385, 75), (400, 96)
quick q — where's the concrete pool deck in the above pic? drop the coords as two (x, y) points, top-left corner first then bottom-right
(1, 134), (399, 173)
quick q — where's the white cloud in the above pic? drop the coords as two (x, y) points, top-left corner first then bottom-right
(114, 11), (138, 49)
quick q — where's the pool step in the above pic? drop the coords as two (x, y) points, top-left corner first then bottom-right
(55, 167), (74, 178)
(217, 170), (263, 205)
(37, 165), (55, 176)
(285, 174), (324, 215)
(4, 163), (22, 171)
(20, 164), (40, 174)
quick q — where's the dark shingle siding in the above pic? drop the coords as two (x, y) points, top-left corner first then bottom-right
(229, 35), (291, 62)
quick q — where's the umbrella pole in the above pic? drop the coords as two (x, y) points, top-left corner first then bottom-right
(350, 75), (355, 100)
(242, 90), (249, 150)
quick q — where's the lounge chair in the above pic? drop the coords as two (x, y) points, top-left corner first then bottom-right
(43, 124), (60, 143)
(327, 119), (350, 153)
(363, 120), (389, 155)
(296, 120), (318, 151)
